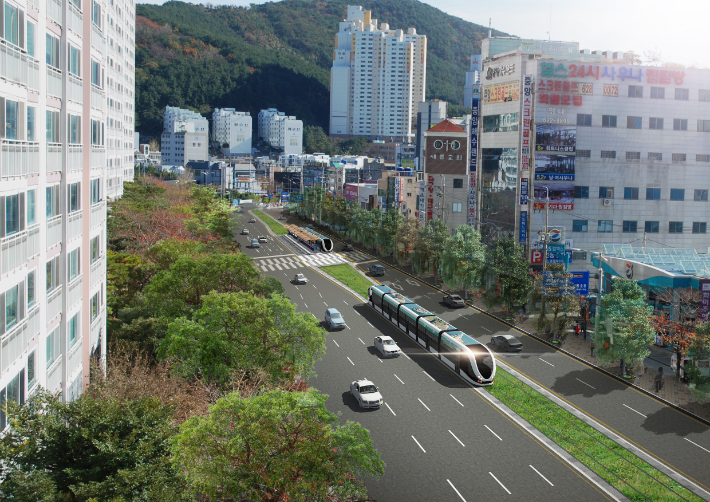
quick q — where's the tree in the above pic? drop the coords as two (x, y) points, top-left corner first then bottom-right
(159, 292), (326, 387)
(441, 224), (486, 299)
(377, 208), (403, 261)
(484, 238), (533, 313)
(303, 125), (335, 155)
(531, 264), (581, 338)
(337, 135), (368, 156)
(396, 216), (420, 264)
(0, 390), (189, 502)
(106, 251), (155, 316)
(170, 389), (385, 501)
(412, 218), (449, 283)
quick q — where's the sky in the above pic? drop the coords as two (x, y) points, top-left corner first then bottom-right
(137, 0), (710, 68)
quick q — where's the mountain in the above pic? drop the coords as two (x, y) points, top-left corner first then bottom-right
(135, 0), (507, 137)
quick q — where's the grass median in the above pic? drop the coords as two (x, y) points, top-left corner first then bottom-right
(320, 264), (373, 299)
(486, 368), (702, 502)
(252, 210), (287, 235)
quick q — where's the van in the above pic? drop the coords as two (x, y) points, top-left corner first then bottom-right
(369, 264), (385, 276)
(251, 239), (260, 248)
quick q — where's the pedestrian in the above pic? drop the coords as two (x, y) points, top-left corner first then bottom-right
(654, 367), (664, 393)
(574, 322), (581, 337)
(590, 341), (595, 357)
(636, 359), (645, 379)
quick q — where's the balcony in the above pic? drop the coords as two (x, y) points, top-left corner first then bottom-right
(91, 85), (105, 111)
(0, 41), (28, 87)
(68, 74), (83, 104)
(46, 359), (63, 394)
(67, 335), (83, 376)
(67, 276), (82, 310)
(46, 0), (62, 26)
(1, 140), (40, 178)
(0, 307), (40, 374)
(47, 66), (62, 99)
(46, 286), (62, 322)
(46, 214), (62, 249)
(27, 0), (38, 10)
(67, 211), (82, 241)
(91, 146), (105, 169)
(1, 231), (27, 275)
(90, 256), (104, 287)
(67, 3), (83, 37)
(27, 58), (39, 92)
(90, 201), (105, 229)
(27, 224), (40, 258)
(91, 24), (105, 53)
(67, 145), (83, 172)
(47, 143), (62, 173)
(90, 311), (103, 350)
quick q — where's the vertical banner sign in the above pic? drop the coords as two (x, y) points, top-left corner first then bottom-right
(399, 177), (404, 203)
(520, 75), (533, 173)
(519, 211), (527, 243)
(468, 90), (480, 226)
(700, 279), (710, 322)
(418, 180), (426, 222)
(394, 176), (400, 204)
(426, 174), (435, 220)
(520, 178), (529, 205)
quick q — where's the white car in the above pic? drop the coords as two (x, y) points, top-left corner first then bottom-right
(350, 379), (383, 409)
(294, 273), (308, 284)
(374, 336), (401, 357)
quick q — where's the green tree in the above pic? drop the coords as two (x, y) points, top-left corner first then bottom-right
(484, 238), (533, 313)
(441, 224), (486, 298)
(412, 218), (449, 283)
(171, 389), (385, 501)
(337, 135), (368, 155)
(396, 216), (420, 264)
(0, 390), (188, 502)
(106, 251), (156, 316)
(377, 209), (403, 261)
(531, 264), (581, 338)
(159, 292), (326, 386)
(304, 125), (335, 155)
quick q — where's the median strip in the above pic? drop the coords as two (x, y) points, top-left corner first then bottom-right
(251, 209), (287, 235)
(319, 263), (374, 299)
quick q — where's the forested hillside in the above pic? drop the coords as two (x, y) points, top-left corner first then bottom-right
(135, 0), (507, 136)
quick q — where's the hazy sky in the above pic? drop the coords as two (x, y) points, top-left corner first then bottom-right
(137, 0), (709, 68)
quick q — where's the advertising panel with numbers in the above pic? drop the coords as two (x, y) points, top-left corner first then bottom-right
(534, 154), (575, 181)
(535, 124), (576, 153)
(533, 182), (574, 210)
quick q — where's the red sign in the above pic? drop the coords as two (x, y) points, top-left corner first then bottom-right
(533, 202), (574, 210)
(531, 250), (543, 264)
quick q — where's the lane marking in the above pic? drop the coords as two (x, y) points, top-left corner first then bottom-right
(300, 294), (303, 299)
(319, 292), (322, 298)
(367, 322), (374, 328)
(418, 398), (431, 411)
(576, 378), (596, 389)
(489, 472), (511, 495)
(333, 340), (340, 347)
(685, 438), (710, 454)
(539, 357), (555, 367)
(447, 479), (467, 502)
(623, 404), (647, 419)
(412, 436), (426, 453)
(324, 302), (328, 306)
(385, 402), (396, 416)
(480, 326), (492, 332)
(485, 424), (502, 441)
(344, 300), (348, 305)
(529, 465), (555, 486)
(402, 352), (411, 360)
(304, 303), (308, 308)
(358, 337), (365, 345)
(450, 394), (465, 407)
(449, 429), (465, 447)
(347, 357), (354, 366)
(377, 357), (383, 363)
(423, 370), (436, 382)
(394, 374), (405, 385)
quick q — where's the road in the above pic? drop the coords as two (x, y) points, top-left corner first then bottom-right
(235, 210), (612, 502)
(260, 212), (710, 497)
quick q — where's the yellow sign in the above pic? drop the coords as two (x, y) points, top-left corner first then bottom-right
(483, 81), (520, 105)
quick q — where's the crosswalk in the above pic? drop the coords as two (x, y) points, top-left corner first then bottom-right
(253, 253), (348, 271)
(338, 250), (374, 263)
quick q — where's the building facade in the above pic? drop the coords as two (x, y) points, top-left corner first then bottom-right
(330, 5), (426, 140)
(211, 108), (252, 157)
(257, 108), (302, 155)
(160, 106), (208, 168)
(0, 0), (135, 425)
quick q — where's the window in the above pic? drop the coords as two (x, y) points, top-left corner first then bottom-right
(646, 188), (661, 200)
(577, 114), (592, 126)
(68, 248), (80, 281)
(46, 326), (59, 368)
(5, 100), (18, 140)
(27, 106), (36, 142)
(577, 150), (591, 158)
(46, 34), (60, 69)
(675, 88), (689, 100)
(669, 221), (683, 234)
(700, 90), (710, 102)
(599, 187), (614, 198)
(5, 194), (19, 235)
(91, 292), (99, 321)
(68, 182), (80, 213)
(698, 120), (710, 132)
(90, 179), (101, 204)
(27, 350), (36, 389)
(27, 270), (35, 308)
(26, 21), (35, 57)
(91, 119), (103, 145)
(26, 189), (36, 226)
(627, 116), (642, 129)
(3, 2), (19, 46)
(645, 221), (660, 233)
(68, 313), (79, 348)
(624, 187), (639, 200)
(601, 150), (616, 159)
(452, 203), (462, 213)
(649, 117), (664, 130)
(46, 110), (59, 142)
(68, 45), (81, 76)
(648, 152), (663, 161)
(5, 284), (18, 330)
(91, 60), (102, 88)
(697, 155), (710, 162)
(1, 371), (24, 430)
(68, 115), (81, 143)
(453, 178), (463, 189)
(574, 186), (589, 199)
(598, 220), (613, 233)
(672, 153), (687, 162)
(626, 152), (640, 160)
(602, 115), (617, 128)
(572, 220), (588, 232)
(628, 85), (643, 97)
(693, 222), (707, 234)
(90, 235), (100, 263)
(46, 256), (59, 292)
(651, 87), (665, 99)
(673, 119), (688, 131)
(46, 185), (60, 217)
(623, 221), (638, 233)
(670, 189), (685, 201)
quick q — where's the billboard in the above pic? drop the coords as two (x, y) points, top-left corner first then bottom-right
(520, 75), (533, 172)
(569, 271), (590, 295)
(519, 211), (527, 243)
(535, 124), (577, 153)
(533, 182), (574, 210)
(534, 154), (575, 181)
(520, 178), (528, 205)
(483, 81), (520, 105)
(344, 184), (359, 201)
(700, 279), (710, 322)
(468, 94), (479, 225)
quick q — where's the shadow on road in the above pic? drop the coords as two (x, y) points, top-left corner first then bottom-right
(641, 406), (709, 436)
(549, 368), (617, 398)
(340, 391), (379, 413)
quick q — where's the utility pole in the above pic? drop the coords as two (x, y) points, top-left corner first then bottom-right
(440, 174), (446, 226)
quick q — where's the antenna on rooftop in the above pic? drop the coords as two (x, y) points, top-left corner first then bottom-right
(488, 18), (491, 38)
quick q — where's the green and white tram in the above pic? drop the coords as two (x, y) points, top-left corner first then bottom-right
(368, 285), (495, 385)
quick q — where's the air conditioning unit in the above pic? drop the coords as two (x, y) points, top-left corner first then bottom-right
(603, 199), (613, 207)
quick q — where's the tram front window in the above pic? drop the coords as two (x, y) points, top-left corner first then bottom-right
(466, 344), (494, 379)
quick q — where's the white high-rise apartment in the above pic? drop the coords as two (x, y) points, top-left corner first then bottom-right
(257, 108), (302, 155)
(258, 108), (283, 144)
(330, 5), (427, 140)
(212, 108), (252, 156)
(160, 106), (208, 168)
(0, 0), (135, 423)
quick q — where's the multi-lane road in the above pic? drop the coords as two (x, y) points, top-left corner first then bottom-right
(236, 210), (616, 502)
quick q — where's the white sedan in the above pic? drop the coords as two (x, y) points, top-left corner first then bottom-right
(350, 379), (383, 409)
(374, 336), (401, 357)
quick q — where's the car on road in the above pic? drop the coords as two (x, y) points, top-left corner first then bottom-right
(251, 239), (260, 248)
(307, 224), (314, 228)
(443, 294), (466, 308)
(349, 379), (383, 409)
(294, 273), (308, 284)
(491, 334), (523, 352)
(374, 336), (401, 357)
(241, 228), (249, 235)
(249, 218), (256, 223)
(325, 308), (346, 330)
(342, 244), (354, 251)
(258, 236), (267, 243)
(369, 264), (385, 276)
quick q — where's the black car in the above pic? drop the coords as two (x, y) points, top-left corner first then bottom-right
(369, 264), (385, 276)
(491, 335), (523, 352)
(343, 244), (354, 251)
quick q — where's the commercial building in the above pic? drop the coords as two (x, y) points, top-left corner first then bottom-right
(464, 55), (482, 110)
(134, 144), (161, 167)
(160, 106), (208, 168)
(345, 182), (378, 209)
(211, 108), (252, 157)
(329, 5), (427, 141)
(415, 100), (447, 165)
(257, 108), (302, 155)
(473, 37), (710, 267)
(0, 0), (136, 421)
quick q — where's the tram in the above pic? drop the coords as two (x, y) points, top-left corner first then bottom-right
(368, 285), (495, 385)
(284, 225), (334, 252)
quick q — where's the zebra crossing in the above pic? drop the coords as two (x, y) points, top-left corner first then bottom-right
(338, 250), (374, 263)
(253, 253), (348, 271)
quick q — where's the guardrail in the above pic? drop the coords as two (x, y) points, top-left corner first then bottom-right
(1, 140), (40, 178)
(46, 286), (62, 322)
(47, 66), (62, 99)
(1, 231), (27, 275)
(68, 211), (82, 241)
(46, 214), (62, 249)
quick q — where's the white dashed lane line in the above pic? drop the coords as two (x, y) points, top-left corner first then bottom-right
(450, 394), (464, 407)
(347, 357), (354, 366)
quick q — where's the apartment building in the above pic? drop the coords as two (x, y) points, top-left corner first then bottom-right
(160, 106), (208, 168)
(330, 5), (427, 141)
(0, 0), (135, 424)
(211, 108), (252, 157)
(257, 108), (302, 155)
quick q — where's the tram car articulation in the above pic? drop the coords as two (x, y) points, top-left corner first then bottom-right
(368, 285), (495, 385)
(284, 225), (334, 252)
